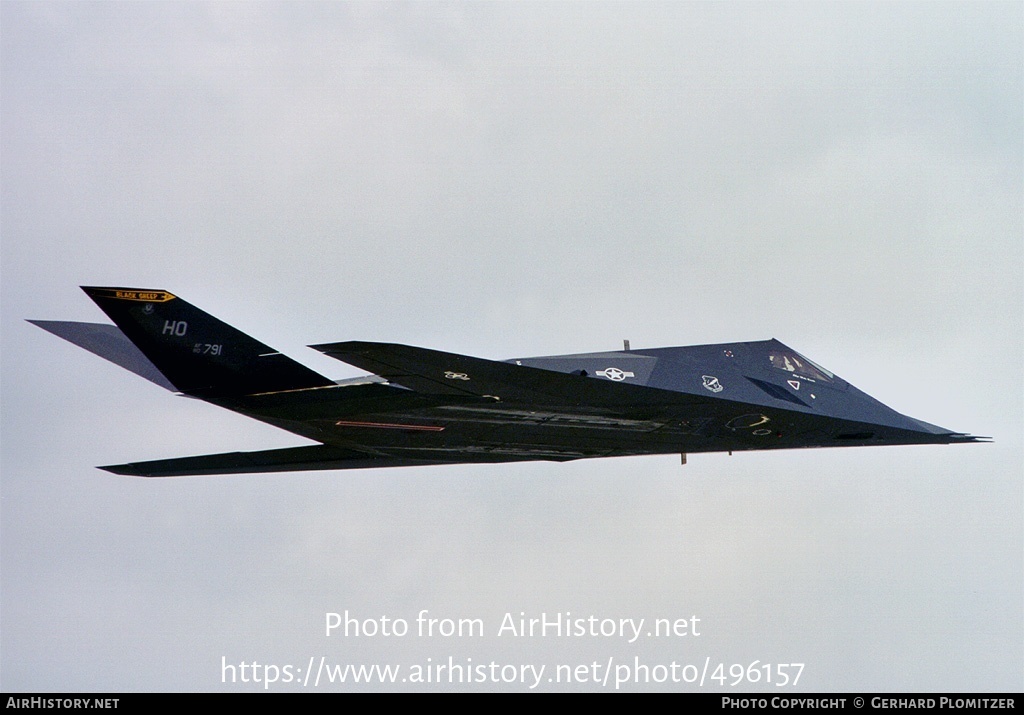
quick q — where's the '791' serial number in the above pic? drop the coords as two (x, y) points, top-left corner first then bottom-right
(193, 344), (223, 356)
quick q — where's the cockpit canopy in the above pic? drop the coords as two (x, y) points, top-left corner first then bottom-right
(768, 348), (835, 383)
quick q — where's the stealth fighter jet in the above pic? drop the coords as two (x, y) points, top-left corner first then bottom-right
(29, 287), (985, 476)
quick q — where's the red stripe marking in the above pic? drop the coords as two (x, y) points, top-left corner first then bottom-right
(334, 420), (445, 432)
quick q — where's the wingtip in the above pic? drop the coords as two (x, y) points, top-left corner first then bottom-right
(98, 463), (144, 476)
(309, 340), (367, 354)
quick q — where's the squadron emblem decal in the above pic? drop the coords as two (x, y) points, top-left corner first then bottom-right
(702, 375), (724, 393)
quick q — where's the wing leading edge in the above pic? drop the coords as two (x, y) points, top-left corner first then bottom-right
(100, 445), (562, 477)
(309, 340), (711, 409)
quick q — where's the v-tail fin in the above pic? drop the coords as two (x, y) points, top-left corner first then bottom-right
(27, 319), (177, 390)
(73, 287), (334, 397)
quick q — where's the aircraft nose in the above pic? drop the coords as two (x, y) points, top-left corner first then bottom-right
(897, 414), (989, 443)
(902, 415), (953, 435)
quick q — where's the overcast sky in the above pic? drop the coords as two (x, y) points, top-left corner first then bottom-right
(2, 1), (1021, 692)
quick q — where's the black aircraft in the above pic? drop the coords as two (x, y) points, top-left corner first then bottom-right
(29, 287), (985, 476)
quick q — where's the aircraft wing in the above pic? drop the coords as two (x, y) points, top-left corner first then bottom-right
(310, 340), (711, 412)
(100, 444), (560, 477)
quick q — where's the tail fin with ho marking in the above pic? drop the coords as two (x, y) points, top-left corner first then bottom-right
(73, 287), (334, 397)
